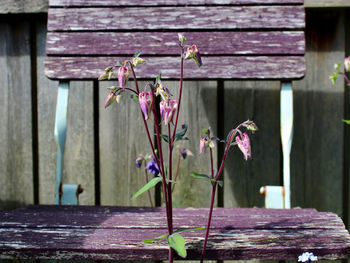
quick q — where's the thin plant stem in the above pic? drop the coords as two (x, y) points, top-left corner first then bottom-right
(210, 149), (214, 179)
(167, 124), (173, 233)
(144, 168), (153, 207)
(129, 63), (160, 173)
(171, 48), (185, 145)
(341, 72), (350, 86)
(201, 127), (241, 262)
(172, 155), (181, 193)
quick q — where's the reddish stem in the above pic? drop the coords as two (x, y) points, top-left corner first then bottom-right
(167, 124), (173, 233)
(171, 49), (185, 145)
(201, 127), (241, 262)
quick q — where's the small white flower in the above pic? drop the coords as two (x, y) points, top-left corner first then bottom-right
(298, 252), (318, 262)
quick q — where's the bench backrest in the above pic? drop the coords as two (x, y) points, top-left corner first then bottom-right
(44, 0), (305, 80)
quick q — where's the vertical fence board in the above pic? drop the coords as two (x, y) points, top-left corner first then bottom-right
(165, 80), (218, 208)
(0, 21), (33, 210)
(37, 21), (95, 205)
(99, 80), (155, 206)
(223, 81), (281, 208)
(292, 10), (344, 215)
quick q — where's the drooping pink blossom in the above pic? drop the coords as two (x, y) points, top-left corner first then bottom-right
(160, 99), (177, 126)
(184, 44), (202, 67)
(236, 133), (251, 160)
(118, 66), (129, 88)
(345, 57), (350, 72)
(139, 91), (153, 120)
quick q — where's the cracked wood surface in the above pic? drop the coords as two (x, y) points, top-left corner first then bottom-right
(0, 205), (349, 261)
(44, 0), (305, 80)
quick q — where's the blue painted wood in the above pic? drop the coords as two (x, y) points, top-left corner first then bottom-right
(54, 81), (69, 205)
(280, 81), (293, 209)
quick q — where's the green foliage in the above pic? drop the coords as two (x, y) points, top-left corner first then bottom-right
(330, 62), (341, 85)
(116, 61), (123, 67)
(167, 233), (187, 258)
(131, 177), (162, 200)
(191, 172), (223, 187)
(161, 124), (189, 143)
(343, 120), (350, 125)
(134, 50), (142, 58)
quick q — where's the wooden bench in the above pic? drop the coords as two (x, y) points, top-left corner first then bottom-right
(1, 205), (350, 260)
(2, 0), (350, 261)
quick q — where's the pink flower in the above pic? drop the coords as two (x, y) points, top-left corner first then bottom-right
(184, 44), (202, 67)
(160, 99), (177, 126)
(118, 66), (129, 88)
(199, 137), (214, 155)
(345, 57), (350, 72)
(138, 91), (153, 120)
(104, 91), (121, 108)
(236, 133), (251, 160)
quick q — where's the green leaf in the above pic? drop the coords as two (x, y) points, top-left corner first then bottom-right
(329, 72), (339, 85)
(190, 172), (211, 180)
(116, 61), (123, 67)
(167, 233), (187, 258)
(130, 95), (139, 103)
(160, 134), (169, 143)
(131, 177), (162, 200)
(174, 124), (188, 142)
(191, 173), (223, 186)
(202, 128), (209, 135)
(343, 119), (350, 125)
(155, 74), (162, 83)
(134, 51), (142, 58)
(175, 227), (205, 233)
(142, 233), (168, 243)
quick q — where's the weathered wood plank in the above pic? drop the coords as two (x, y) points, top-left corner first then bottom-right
(36, 21), (95, 205)
(44, 56), (306, 80)
(222, 81), (282, 208)
(0, 208), (344, 229)
(47, 6), (305, 31)
(99, 81), (155, 206)
(0, 0), (48, 13)
(0, 21), (34, 210)
(50, 0), (304, 7)
(161, 81), (218, 208)
(46, 31), (305, 56)
(291, 10), (344, 215)
(304, 0), (350, 8)
(0, 206), (349, 261)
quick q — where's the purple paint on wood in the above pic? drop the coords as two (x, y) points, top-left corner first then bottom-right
(0, 207), (349, 261)
(46, 31), (305, 56)
(44, 56), (306, 80)
(47, 6), (305, 31)
(50, 0), (304, 7)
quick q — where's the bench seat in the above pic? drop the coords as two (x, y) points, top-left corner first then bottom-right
(0, 205), (349, 261)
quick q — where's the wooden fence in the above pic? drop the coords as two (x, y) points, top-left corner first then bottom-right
(1, 2), (350, 239)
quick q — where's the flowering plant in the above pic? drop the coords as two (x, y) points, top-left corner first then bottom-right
(98, 34), (257, 263)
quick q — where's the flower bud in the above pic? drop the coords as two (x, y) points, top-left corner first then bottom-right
(236, 133), (251, 160)
(155, 81), (172, 101)
(132, 57), (146, 67)
(178, 147), (193, 159)
(104, 91), (117, 108)
(139, 91), (153, 120)
(185, 44), (202, 67)
(160, 99), (177, 126)
(118, 66), (129, 88)
(178, 33), (187, 45)
(135, 155), (144, 168)
(199, 137), (214, 155)
(345, 57), (350, 72)
(242, 120), (258, 133)
(146, 158), (159, 175)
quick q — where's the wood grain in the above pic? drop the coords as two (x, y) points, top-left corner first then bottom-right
(36, 22), (95, 205)
(0, 0), (48, 13)
(0, 21), (34, 210)
(99, 81), (155, 206)
(50, 0), (304, 6)
(44, 56), (306, 80)
(46, 31), (305, 56)
(223, 81), (281, 208)
(47, 6), (305, 31)
(0, 205), (349, 261)
(291, 10), (344, 215)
